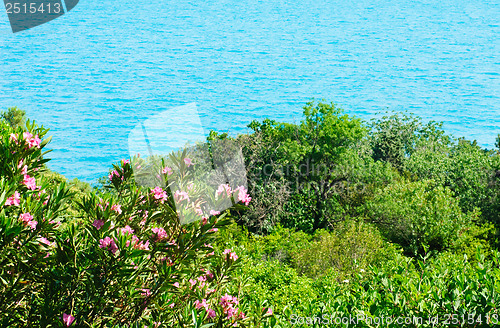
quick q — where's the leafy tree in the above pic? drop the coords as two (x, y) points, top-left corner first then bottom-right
(1, 107), (26, 128)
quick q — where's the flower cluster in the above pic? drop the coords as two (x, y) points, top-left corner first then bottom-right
(215, 184), (251, 206)
(151, 227), (169, 241)
(223, 248), (238, 261)
(19, 212), (37, 230)
(23, 174), (37, 190)
(162, 166), (173, 175)
(151, 186), (168, 203)
(99, 236), (119, 255)
(10, 132), (41, 149)
(220, 294), (245, 320)
(194, 299), (216, 318)
(173, 190), (189, 202)
(108, 169), (124, 181)
(5, 191), (20, 206)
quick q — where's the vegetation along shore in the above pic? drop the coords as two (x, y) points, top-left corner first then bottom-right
(1, 101), (499, 327)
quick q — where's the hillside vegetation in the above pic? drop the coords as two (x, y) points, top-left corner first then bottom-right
(1, 103), (499, 327)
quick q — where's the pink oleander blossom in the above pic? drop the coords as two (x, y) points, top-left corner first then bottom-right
(39, 237), (55, 247)
(132, 235), (150, 250)
(99, 236), (118, 255)
(9, 133), (18, 143)
(23, 174), (37, 190)
(5, 191), (20, 206)
(162, 166), (173, 175)
(27, 220), (38, 230)
(111, 204), (122, 214)
(93, 219), (105, 230)
(216, 184), (231, 197)
(207, 309), (216, 318)
(151, 186), (168, 203)
(209, 210), (220, 216)
(173, 190), (189, 202)
(183, 157), (193, 167)
(120, 225), (134, 235)
(152, 227), (168, 241)
(108, 170), (119, 181)
(28, 134), (41, 148)
(223, 249), (238, 261)
(194, 299), (209, 311)
(234, 186), (252, 205)
(19, 212), (33, 224)
(62, 313), (76, 327)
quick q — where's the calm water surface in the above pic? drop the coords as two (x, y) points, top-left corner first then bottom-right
(0, 0), (498, 182)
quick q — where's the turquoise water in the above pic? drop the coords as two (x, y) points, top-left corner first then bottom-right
(0, 0), (498, 182)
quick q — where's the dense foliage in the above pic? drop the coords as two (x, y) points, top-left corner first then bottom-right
(1, 102), (499, 327)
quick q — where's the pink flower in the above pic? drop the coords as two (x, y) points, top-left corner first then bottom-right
(151, 186), (168, 203)
(21, 165), (28, 175)
(173, 282), (180, 288)
(183, 157), (193, 167)
(209, 210), (220, 216)
(28, 135), (41, 148)
(195, 207), (203, 216)
(5, 191), (20, 206)
(223, 249), (238, 261)
(122, 159), (130, 165)
(208, 228), (218, 233)
(23, 174), (37, 190)
(162, 167), (173, 175)
(111, 204), (122, 214)
(19, 212), (33, 224)
(173, 190), (189, 202)
(141, 288), (151, 297)
(203, 269), (214, 279)
(194, 299), (209, 311)
(22, 131), (32, 141)
(92, 219), (105, 230)
(120, 225), (134, 235)
(234, 186), (251, 205)
(99, 236), (118, 255)
(62, 313), (76, 327)
(207, 309), (216, 318)
(39, 237), (55, 247)
(168, 302), (175, 308)
(9, 133), (18, 143)
(201, 217), (208, 225)
(132, 235), (150, 250)
(152, 227), (169, 241)
(216, 184), (232, 197)
(189, 279), (196, 287)
(108, 170), (119, 181)
(27, 220), (38, 230)
(265, 308), (273, 316)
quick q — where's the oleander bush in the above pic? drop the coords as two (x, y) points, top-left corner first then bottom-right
(0, 114), (272, 327)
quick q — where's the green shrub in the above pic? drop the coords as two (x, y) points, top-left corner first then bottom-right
(366, 180), (476, 255)
(292, 220), (390, 280)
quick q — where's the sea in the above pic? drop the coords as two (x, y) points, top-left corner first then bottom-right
(0, 0), (498, 183)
